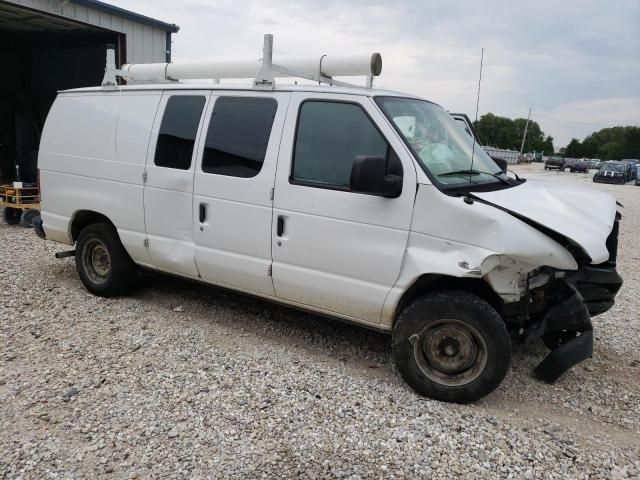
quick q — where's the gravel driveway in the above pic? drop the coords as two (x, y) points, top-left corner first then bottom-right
(1, 164), (639, 479)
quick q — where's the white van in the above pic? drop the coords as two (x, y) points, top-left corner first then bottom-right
(35, 47), (622, 403)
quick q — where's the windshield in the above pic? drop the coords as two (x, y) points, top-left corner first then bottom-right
(601, 163), (624, 172)
(375, 96), (505, 188)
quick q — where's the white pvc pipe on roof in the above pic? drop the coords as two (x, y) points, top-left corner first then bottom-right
(120, 53), (382, 82)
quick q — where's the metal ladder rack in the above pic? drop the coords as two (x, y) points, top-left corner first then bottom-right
(102, 34), (381, 90)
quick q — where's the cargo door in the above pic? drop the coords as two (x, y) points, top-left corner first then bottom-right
(192, 92), (289, 297)
(143, 91), (210, 277)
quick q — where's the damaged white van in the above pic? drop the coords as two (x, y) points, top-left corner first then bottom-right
(35, 37), (623, 402)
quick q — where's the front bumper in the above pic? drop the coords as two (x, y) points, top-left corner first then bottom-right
(576, 212), (623, 316)
(531, 214), (622, 382)
(594, 175), (625, 184)
(531, 282), (594, 383)
(575, 265), (623, 316)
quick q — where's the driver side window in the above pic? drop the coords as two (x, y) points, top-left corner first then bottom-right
(291, 101), (389, 189)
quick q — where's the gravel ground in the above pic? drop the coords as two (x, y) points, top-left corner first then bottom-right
(1, 163), (639, 479)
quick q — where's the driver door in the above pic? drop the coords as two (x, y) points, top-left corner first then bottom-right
(271, 93), (417, 324)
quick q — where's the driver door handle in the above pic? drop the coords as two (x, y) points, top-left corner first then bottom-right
(199, 203), (207, 223)
(277, 216), (285, 237)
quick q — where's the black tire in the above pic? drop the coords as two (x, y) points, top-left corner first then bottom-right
(20, 208), (40, 228)
(392, 290), (511, 403)
(542, 330), (579, 350)
(75, 223), (137, 297)
(3, 207), (22, 225)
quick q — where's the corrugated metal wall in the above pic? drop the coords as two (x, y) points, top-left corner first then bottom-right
(5, 0), (168, 63)
(483, 146), (521, 164)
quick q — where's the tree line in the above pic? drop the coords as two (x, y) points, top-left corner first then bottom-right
(472, 113), (554, 154)
(472, 113), (640, 160)
(563, 126), (640, 160)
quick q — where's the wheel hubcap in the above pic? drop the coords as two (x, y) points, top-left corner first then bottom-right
(412, 319), (487, 386)
(82, 239), (111, 284)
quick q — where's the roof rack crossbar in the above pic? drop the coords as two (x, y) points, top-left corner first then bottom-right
(102, 34), (381, 89)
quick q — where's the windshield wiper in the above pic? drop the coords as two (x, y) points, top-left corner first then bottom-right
(438, 169), (511, 185)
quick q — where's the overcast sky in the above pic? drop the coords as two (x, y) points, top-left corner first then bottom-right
(114, 0), (640, 149)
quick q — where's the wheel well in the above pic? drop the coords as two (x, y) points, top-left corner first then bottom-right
(71, 211), (116, 242)
(394, 274), (504, 323)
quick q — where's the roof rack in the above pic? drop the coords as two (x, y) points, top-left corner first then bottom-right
(102, 34), (382, 90)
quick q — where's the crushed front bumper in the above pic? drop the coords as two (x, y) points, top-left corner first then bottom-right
(531, 283), (593, 383)
(575, 265), (623, 316)
(576, 212), (623, 316)
(529, 214), (622, 383)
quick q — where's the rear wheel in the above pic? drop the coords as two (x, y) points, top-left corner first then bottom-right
(392, 290), (511, 403)
(75, 223), (137, 297)
(3, 207), (22, 225)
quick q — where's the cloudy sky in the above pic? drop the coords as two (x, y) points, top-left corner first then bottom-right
(115, 0), (639, 148)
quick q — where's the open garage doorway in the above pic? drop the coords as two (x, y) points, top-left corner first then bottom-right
(0, 2), (124, 183)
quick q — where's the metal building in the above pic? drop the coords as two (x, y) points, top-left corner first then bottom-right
(0, 0), (179, 182)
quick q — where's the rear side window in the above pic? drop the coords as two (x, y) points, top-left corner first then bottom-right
(202, 97), (277, 178)
(292, 101), (388, 188)
(154, 95), (206, 170)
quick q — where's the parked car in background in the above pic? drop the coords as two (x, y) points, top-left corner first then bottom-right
(561, 158), (578, 172)
(544, 156), (564, 170)
(593, 162), (627, 184)
(621, 159), (638, 180)
(569, 160), (588, 173)
(587, 159), (601, 170)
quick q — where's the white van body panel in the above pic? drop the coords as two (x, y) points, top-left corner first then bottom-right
(271, 93), (418, 323)
(192, 91), (291, 296)
(380, 184), (580, 326)
(473, 179), (617, 264)
(37, 83), (618, 334)
(143, 91), (210, 277)
(39, 91), (161, 263)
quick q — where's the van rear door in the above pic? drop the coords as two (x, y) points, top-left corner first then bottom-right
(192, 92), (289, 296)
(143, 91), (209, 277)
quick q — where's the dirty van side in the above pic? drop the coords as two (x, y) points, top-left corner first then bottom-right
(37, 83), (622, 403)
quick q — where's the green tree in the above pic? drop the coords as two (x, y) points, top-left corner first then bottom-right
(473, 113), (550, 153)
(564, 138), (583, 158)
(565, 126), (640, 160)
(474, 114), (639, 159)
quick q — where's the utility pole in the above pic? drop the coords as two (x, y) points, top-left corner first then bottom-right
(520, 107), (532, 155)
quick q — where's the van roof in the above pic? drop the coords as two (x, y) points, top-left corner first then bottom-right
(60, 83), (429, 101)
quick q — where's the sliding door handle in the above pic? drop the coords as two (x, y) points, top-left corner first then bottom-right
(199, 203), (207, 223)
(276, 215), (285, 237)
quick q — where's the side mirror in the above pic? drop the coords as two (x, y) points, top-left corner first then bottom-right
(350, 156), (403, 198)
(492, 156), (508, 173)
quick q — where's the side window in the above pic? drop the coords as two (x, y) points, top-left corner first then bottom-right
(292, 101), (389, 188)
(202, 96), (277, 178)
(154, 95), (206, 170)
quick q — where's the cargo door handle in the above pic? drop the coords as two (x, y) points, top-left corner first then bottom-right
(199, 203), (207, 223)
(276, 216), (285, 237)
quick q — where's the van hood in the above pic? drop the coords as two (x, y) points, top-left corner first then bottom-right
(471, 179), (617, 264)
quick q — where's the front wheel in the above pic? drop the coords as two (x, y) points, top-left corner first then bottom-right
(75, 223), (137, 297)
(392, 291), (511, 403)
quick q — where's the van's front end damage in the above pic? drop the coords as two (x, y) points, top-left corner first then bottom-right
(397, 183), (623, 384)
(482, 213), (623, 383)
